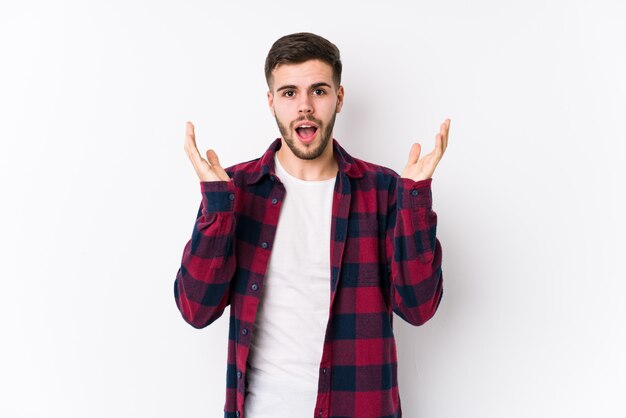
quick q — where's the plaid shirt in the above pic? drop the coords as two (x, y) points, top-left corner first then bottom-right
(174, 138), (443, 418)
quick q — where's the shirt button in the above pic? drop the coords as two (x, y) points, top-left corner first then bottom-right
(411, 189), (419, 196)
(251, 283), (258, 291)
(261, 242), (268, 249)
(322, 368), (327, 374)
(241, 328), (248, 335)
(237, 371), (242, 379)
(228, 193), (235, 200)
(335, 234), (343, 241)
(236, 411), (240, 417)
(271, 198), (278, 205)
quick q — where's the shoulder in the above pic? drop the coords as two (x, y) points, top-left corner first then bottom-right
(221, 138), (281, 186)
(224, 157), (262, 179)
(354, 157), (399, 178)
(351, 156), (401, 191)
(221, 157), (269, 190)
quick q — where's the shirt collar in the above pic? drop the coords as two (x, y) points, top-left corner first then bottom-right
(246, 138), (363, 185)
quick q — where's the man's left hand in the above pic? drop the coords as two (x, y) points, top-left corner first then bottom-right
(401, 118), (450, 181)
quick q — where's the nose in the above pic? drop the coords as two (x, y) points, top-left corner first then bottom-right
(298, 95), (313, 115)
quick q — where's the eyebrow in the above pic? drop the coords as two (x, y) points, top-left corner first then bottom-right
(276, 82), (333, 92)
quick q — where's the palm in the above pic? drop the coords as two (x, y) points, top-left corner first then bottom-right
(183, 121), (231, 182)
(401, 119), (450, 182)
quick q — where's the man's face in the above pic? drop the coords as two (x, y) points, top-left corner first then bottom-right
(267, 59), (344, 160)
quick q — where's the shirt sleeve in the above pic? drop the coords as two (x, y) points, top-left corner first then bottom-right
(386, 177), (444, 326)
(173, 180), (237, 329)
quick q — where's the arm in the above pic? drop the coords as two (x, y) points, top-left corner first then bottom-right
(174, 121), (236, 328)
(387, 118), (449, 325)
(386, 177), (443, 326)
(174, 180), (237, 328)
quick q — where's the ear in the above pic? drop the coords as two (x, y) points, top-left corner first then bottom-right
(267, 91), (275, 117)
(335, 85), (345, 113)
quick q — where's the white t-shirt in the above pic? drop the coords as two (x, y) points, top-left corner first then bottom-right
(244, 154), (336, 417)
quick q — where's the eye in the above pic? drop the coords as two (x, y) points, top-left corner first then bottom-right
(283, 90), (295, 97)
(313, 89), (326, 96)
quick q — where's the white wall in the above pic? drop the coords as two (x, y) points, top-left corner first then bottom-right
(1, 1), (624, 417)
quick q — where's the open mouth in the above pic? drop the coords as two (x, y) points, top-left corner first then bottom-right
(295, 124), (318, 143)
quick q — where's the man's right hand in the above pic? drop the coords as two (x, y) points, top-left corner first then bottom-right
(184, 121), (231, 182)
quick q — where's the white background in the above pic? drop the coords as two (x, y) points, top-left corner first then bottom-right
(1, 1), (625, 417)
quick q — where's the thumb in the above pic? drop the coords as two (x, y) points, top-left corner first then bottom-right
(206, 149), (222, 167)
(407, 142), (421, 164)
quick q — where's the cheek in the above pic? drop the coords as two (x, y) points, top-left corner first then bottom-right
(273, 102), (292, 117)
(273, 106), (293, 127)
(323, 100), (339, 117)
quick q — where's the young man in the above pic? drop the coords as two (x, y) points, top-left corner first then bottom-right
(175, 32), (450, 418)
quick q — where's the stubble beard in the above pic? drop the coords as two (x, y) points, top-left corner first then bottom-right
(275, 112), (337, 161)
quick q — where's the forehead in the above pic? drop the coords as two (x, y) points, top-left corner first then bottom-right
(270, 59), (335, 90)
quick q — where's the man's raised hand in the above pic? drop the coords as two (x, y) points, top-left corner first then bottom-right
(401, 118), (450, 182)
(183, 121), (230, 182)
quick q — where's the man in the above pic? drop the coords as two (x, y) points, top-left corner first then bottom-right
(175, 32), (449, 418)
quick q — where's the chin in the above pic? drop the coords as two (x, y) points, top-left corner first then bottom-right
(289, 136), (329, 160)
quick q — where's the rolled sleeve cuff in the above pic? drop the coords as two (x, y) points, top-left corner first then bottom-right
(200, 180), (236, 215)
(397, 177), (433, 209)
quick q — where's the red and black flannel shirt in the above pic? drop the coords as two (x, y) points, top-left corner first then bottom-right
(174, 138), (443, 418)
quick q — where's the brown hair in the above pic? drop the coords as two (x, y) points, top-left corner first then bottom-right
(265, 32), (342, 88)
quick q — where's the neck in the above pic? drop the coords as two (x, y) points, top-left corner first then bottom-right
(276, 139), (338, 181)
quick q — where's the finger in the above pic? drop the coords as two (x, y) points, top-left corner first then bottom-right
(184, 122), (206, 168)
(438, 123), (446, 153)
(206, 150), (231, 180)
(206, 149), (221, 168)
(443, 119), (450, 152)
(407, 142), (421, 165)
(434, 133), (444, 158)
(184, 121), (196, 152)
(185, 121), (198, 151)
